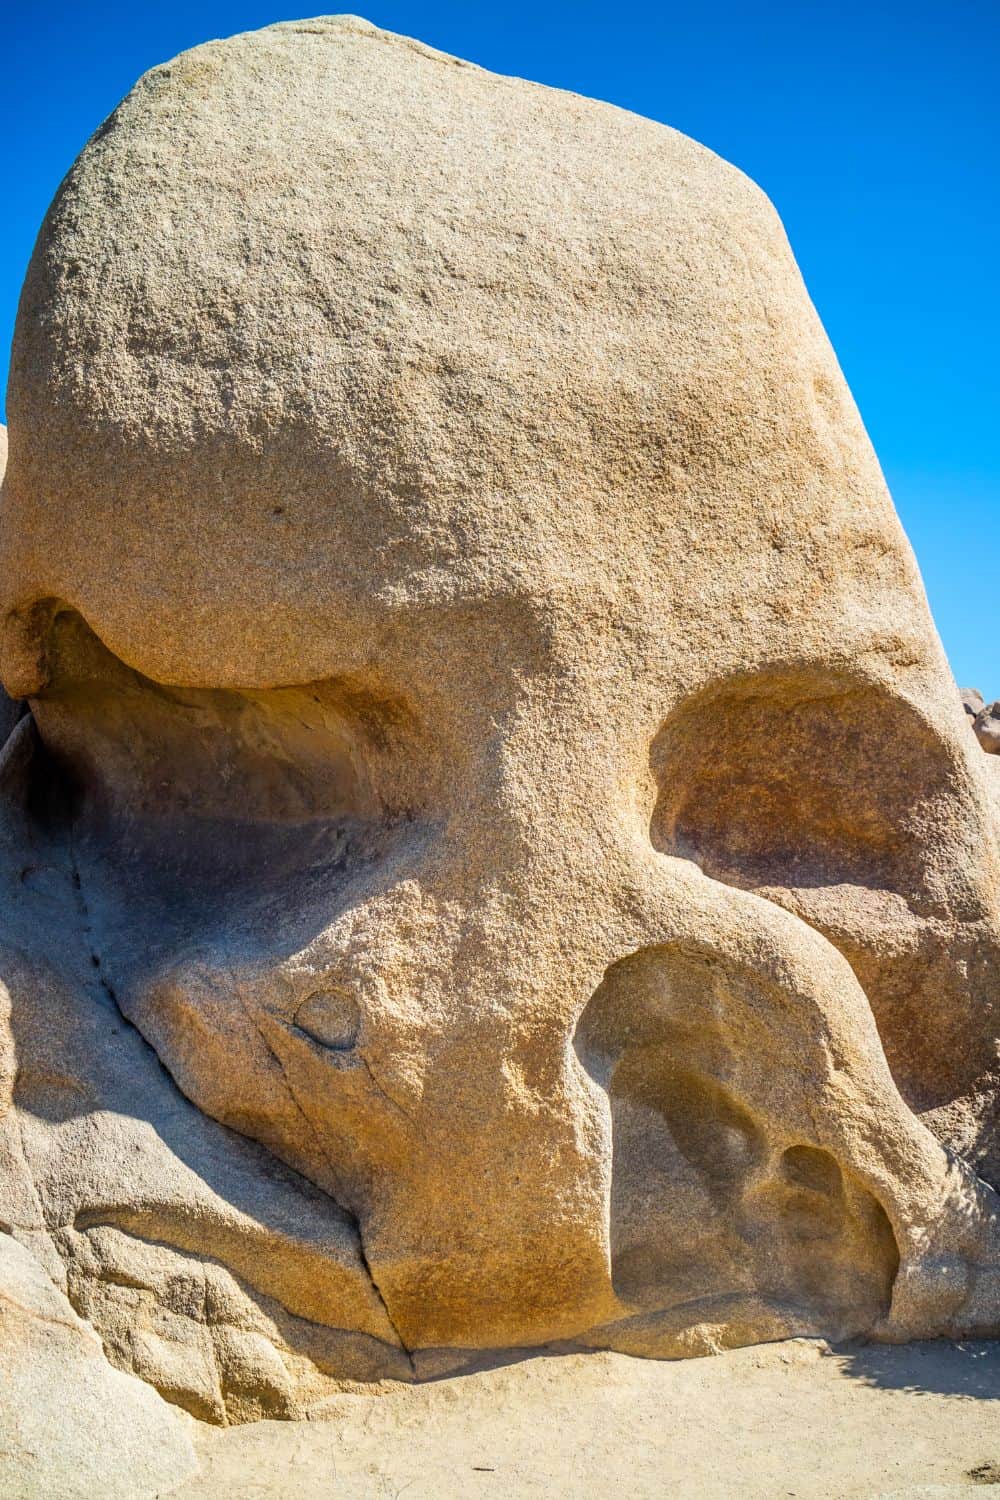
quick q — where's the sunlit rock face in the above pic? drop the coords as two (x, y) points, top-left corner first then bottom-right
(0, 15), (998, 1436)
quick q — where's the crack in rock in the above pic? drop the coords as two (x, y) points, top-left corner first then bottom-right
(65, 817), (418, 1377)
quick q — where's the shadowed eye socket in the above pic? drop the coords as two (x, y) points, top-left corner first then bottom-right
(649, 668), (957, 900)
(15, 607), (432, 958)
(646, 665), (993, 1114)
(25, 607), (423, 830)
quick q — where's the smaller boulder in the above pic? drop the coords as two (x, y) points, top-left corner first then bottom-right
(961, 687), (985, 718)
(0, 1232), (197, 1498)
(973, 703), (1000, 755)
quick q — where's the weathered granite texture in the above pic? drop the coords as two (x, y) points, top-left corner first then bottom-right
(0, 17), (997, 1475)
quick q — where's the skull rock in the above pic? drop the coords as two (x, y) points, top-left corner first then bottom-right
(0, 15), (998, 1417)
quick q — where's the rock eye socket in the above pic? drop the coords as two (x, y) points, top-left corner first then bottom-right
(19, 608), (430, 959)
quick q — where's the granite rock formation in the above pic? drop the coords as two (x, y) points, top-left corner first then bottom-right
(0, 15), (998, 1468)
(974, 704), (1000, 755)
(958, 688), (1000, 755)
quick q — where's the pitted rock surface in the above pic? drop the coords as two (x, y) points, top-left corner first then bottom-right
(0, 15), (998, 1462)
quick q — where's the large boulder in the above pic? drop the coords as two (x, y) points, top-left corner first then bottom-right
(0, 14), (997, 1438)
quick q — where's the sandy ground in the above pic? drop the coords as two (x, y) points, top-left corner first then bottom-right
(162, 1339), (1000, 1500)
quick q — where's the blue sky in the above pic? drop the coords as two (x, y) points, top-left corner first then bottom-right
(3, 2), (997, 689)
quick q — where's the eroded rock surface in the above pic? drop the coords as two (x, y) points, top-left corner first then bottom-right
(0, 14), (998, 1450)
(0, 1229), (197, 1497)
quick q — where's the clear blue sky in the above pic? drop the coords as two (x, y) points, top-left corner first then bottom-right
(3, 2), (997, 689)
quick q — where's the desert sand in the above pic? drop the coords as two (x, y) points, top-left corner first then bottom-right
(168, 1339), (1000, 1500)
